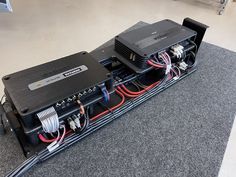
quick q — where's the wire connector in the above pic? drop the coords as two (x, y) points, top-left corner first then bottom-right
(171, 44), (184, 59)
(173, 76), (179, 80)
(179, 61), (188, 70)
(73, 116), (81, 129)
(47, 140), (59, 152)
(68, 118), (76, 131)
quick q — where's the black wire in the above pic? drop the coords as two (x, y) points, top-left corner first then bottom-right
(134, 80), (148, 89)
(6, 155), (41, 177)
(98, 102), (112, 113)
(185, 51), (197, 68)
(114, 75), (137, 86)
(131, 82), (141, 91)
(80, 107), (90, 132)
(189, 40), (198, 53)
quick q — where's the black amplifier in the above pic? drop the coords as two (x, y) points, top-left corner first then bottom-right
(2, 52), (113, 129)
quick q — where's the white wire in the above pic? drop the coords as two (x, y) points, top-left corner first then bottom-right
(164, 52), (171, 64)
(160, 54), (168, 65)
(47, 125), (66, 152)
(171, 65), (181, 79)
(171, 68), (178, 77)
(175, 66), (181, 77)
(58, 125), (66, 145)
(153, 55), (165, 66)
(161, 52), (172, 75)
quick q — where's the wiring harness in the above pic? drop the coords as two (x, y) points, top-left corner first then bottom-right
(37, 50), (186, 148)
(147, 52), (181, 80)
(6, 70), (187, 177)
(4, 41), (198, 177)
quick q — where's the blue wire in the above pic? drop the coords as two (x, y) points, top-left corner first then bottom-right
(102, 89), (108, 102)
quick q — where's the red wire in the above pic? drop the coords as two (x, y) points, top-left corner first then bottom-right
(117, 86), (140, 98)
(39, 79), (161, 143)
(59, 126), (66, 144)
(39, 89), (125, 143)
(147, 60), (165, 68)
(121, 83), (155, 95)
(90, 89), (125, 122)
(38, 130), (72, 143)
(119, 79), (161, 97)
(121, 85), (144, 95)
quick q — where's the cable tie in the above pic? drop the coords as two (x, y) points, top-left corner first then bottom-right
(99, 84), (110, 102)
(165, 64), (171, 74)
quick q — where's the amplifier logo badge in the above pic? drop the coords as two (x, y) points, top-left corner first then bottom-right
(63, 66), (85, 77)
(28, 65), (88, 91)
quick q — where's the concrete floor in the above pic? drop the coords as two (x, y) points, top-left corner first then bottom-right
(0, 0), (236, 176)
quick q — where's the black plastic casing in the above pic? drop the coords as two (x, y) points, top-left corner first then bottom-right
(115, 19), (197, 73)
(2, 52), (113, 129)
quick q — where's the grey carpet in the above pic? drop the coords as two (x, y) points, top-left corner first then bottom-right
(0, 22), (236, 177)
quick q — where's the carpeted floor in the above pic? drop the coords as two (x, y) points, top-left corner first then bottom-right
(0, 22), (236, 177)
